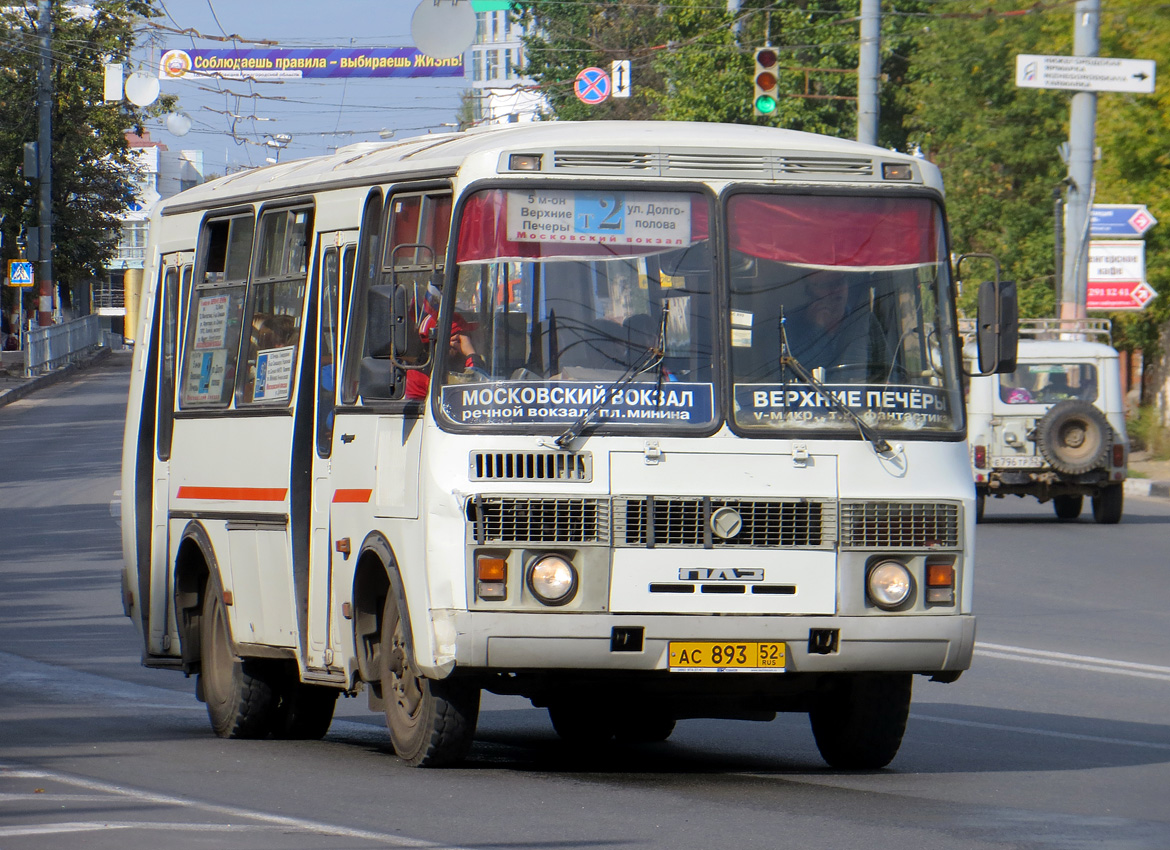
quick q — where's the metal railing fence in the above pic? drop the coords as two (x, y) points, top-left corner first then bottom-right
(24, 315), (103, 377)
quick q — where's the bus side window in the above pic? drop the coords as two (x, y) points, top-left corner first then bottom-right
(179, 215), (254, 408)
(344, 189), (452, 403)
(238, 206), (314, 406)
(317, 246), (340, 456)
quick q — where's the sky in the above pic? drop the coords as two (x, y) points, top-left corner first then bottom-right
(133, 0), (473, 176)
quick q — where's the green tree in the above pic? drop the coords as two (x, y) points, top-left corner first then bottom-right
(515, 0), (929, 149)
(0, 0), (173, 316)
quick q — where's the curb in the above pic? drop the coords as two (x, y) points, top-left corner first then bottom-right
(0, 347), (112, 409)
(1124, 477), (1170, 500)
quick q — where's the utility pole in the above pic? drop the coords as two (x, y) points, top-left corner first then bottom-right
(1060, 0), (1099, 321)
(856, 0), (880, 145)
(36, 0), (54, 327)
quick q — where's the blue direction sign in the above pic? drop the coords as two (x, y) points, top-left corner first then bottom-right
(8, 260), (34, 287)
(1090, 204), (1158, 237)
(574, 66), (611, 105)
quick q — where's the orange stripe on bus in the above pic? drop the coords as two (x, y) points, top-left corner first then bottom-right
(333, 489), (373, 503)
(175, 486), (288, 501)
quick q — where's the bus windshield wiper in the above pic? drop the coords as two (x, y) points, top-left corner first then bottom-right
(555, 304), (669, 449)
(779, 315), (891, 454)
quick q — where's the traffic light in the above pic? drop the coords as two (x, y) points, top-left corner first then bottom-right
(753, 47), (779, 117)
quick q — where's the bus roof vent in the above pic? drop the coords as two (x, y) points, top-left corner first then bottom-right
(470, 451), (593, 483)
(775, 156), (875, 178)
(839, 501), (961, 550)
(552, 150), (656, 172)
(664, 151), (772, 178)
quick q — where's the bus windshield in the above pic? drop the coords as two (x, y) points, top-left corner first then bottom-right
(437, 188), (717, 431)
(727, 193), (963, 436)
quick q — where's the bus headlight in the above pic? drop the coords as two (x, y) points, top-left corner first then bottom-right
(867, 560), (913, 610)
(527, 555), (577, 606)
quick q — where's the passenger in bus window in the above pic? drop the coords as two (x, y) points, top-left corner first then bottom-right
(405, 310), (486, 400)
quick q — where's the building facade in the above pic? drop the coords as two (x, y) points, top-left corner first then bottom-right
(467, 0), (546, 125)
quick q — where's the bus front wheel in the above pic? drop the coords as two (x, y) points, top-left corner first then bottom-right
(379, 592), (479, 767)
(199, 581), (278, 739)
(809, 673), (911, 769)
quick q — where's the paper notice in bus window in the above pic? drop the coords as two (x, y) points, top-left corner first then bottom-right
(186, 349), (227, 402)
(730, 310), (753, 327)
(193, 294), (230, 350)
(506, 190), (692, 247)
(732, 328), (752, 348)
(253, 346), (295, 401)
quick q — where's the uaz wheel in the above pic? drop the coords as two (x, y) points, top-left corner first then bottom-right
(1036, 401), (1111, 475)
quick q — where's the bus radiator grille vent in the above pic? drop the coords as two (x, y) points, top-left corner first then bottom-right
(774, 156), (875, 177)
(614, 497), (836, 548)
(552, 151), (655, 172)
(839, 501), (961, 550)
(469, 497), (610, 544)
(469, 451), (593, 483)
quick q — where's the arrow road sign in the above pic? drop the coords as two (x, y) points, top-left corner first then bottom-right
(611, 60), (630, 98)
(8, 260), (34, 287)
(574, 66), (611, 105)
(1016, 54), (1156, 94)
(1090, 204), (1158, 238)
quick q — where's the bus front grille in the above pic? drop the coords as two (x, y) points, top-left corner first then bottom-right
(839, 501), (961, 549)
(469, 451), (592, 483)
(614, 497), (836, 548)
(468, 497), (610, 544)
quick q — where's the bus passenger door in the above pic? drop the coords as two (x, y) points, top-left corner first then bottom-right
(147, 252), (191, 656)
(307, 232), (357, 670)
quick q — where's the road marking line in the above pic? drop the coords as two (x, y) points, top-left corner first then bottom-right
(0, 764), (474, 849)
(977, 642), (1170, 674)
(0, 822), (303, 837)
(910, 714), (1170, 751)
(974, 643), (1170, 683)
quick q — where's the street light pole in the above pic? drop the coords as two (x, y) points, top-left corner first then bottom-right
(36, 0), (54, 327)
(1060, 0), (1099, 321)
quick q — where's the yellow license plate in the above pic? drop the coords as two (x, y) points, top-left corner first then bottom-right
(668, 641), (786, 672)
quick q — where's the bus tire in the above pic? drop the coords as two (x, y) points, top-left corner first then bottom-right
(809, 673), (911, 769)
(614, 713), (676, 744)
(548, 703), (615, 745)
(379, 592), (479, 767)
(199, 581), (278, 739)
(272, 682), (338, 740)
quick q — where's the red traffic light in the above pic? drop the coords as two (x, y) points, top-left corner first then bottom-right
(755, 48), (778, 68)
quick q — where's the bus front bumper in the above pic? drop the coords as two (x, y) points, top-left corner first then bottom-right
(444, 611), (975, 675)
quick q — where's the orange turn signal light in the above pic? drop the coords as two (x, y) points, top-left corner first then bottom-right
(477, 557), (507, 581)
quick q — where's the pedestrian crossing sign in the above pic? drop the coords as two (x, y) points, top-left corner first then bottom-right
(8, 260), (33, 287)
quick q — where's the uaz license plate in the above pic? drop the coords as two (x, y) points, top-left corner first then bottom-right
(991, 455), (1044, 468)
(668, 641), (786, 672)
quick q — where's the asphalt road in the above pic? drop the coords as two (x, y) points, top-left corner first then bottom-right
(1, 352), (1168, 850)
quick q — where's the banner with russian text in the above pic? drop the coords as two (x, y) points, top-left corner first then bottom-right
(159, 48), (463, 80)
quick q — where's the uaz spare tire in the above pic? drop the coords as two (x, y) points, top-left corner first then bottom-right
(1035, 400), (1111, 475)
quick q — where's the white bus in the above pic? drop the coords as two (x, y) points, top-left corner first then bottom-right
(121, 121), (1015, 768)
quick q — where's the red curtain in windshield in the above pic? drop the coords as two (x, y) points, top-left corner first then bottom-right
(456, 189), (709, 263)
(727, 194), (937, 267)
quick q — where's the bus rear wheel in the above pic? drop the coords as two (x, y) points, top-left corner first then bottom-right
(272, 682), (338, 740)
(809, 673), (911, 769)
(379, 592), (479, 767)
(199, 581), (278, 739)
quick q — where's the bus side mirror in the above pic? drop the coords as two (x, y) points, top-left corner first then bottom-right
(976, 279), (1018, 374)
(365, 285), (395, 357)
(391, 284), (409, 357)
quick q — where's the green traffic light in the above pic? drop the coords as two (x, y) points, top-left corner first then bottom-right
(755, 95), (778, 115)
